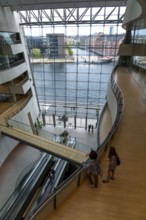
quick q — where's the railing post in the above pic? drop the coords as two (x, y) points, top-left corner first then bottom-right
(54, 195), (57, 210)
(77, 172), (81, 186)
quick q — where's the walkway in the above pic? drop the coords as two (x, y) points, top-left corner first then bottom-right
(0, 97), (88, 165)
(47, 66), (146, 220)
(0, 125), (87, 164)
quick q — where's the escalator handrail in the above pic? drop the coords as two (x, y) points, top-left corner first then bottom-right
(0, 154), (52, 220)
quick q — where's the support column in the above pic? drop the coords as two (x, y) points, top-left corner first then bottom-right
(85, 115), (87, 130)
(11, 80), (17, 103)
(63, 115), (66, 128)
(42, 113), (46, 126)
(53, 113), (56, 127)
(28, 112), (37, 135)
(74, 114), (76, 129)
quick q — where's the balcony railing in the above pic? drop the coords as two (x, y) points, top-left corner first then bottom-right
(0, 59), (25, 71)
(0, 40), (21, 45)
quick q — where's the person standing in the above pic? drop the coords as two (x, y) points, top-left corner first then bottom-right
(91, 125), (94, 132)
(103, 146), (120, 183)
(88, 124), (91, 132)
(85, 150), (102, 189)
(49, 168), (55, 184)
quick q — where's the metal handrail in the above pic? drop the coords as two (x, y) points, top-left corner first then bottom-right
(97, 65), (124, 151)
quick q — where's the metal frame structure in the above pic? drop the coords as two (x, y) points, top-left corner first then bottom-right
(0, 0), (127, 11)
(0, 0), (127, 128)
(19, 7), (125, 26)
(19, 4), (126, 128)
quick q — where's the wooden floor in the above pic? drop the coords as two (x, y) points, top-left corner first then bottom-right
(47, 66), (146, 220)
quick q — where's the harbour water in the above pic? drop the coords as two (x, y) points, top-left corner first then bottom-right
(31, 48), (115, 120)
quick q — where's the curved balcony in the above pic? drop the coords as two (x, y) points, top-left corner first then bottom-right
(0, 76), (31, 95)
(0, 60), (27, 84)
(118, 43), (146, 56)
(0, 92), (32, 125)
(0, 43), (23, 55)
(122, 0), (142, 29)
(9, 77), (31, 95)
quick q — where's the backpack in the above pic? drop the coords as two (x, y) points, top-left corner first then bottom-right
(117, 157), (121, 166)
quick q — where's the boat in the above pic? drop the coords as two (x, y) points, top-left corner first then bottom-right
(84, 56), (113, 64)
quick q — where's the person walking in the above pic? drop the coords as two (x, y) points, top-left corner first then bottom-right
(85, 150), (102, 189)
(48, 168), (55, 184)
(103, 146), (120, 183)
(91, 125), (94, 132)
(88, 124), (91, 132)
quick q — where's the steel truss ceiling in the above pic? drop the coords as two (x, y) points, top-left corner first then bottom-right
(19, 7), (125, 26)
(0, 0), (127, 11)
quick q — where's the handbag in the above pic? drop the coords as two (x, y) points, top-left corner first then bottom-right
(117, 157), (121, 166)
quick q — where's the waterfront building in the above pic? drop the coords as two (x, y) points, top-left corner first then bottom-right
(26, 36), (47, 55)
(93, 33), (125, 56)
(46, 34), (65, 58)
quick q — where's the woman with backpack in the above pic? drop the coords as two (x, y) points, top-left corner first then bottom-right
(103, 146), (120, 183)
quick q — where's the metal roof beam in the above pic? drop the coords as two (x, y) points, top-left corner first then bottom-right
(19, 7), (125, 25)
(0, 0), (127, 11)
(19, 20), (124, 26)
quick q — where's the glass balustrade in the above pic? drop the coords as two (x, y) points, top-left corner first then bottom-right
(6, 119), (91, 154)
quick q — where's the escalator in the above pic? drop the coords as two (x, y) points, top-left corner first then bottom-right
(0, 153), (53, 220)
(0, 137), (80, 220)
(23, 137), (78, 219)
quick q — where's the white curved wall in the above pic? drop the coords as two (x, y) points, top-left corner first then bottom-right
(0, 97), (39, 165)
(0, 6), (40, 165)
(0, 63), (27, 84)
(106, 80), (117, 125)
(0, 135), (18, 167)
(9, 97), (39, 131)
(0, 5), (39, 120)
(123, 0), (142, 28)
(0, 7), (19, 32)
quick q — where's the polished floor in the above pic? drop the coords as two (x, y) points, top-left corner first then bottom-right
(46, 66), (146, 220)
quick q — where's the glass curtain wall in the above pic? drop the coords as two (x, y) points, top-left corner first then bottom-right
(131, 17), (146, 69)
(20, 6), (125, 128)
